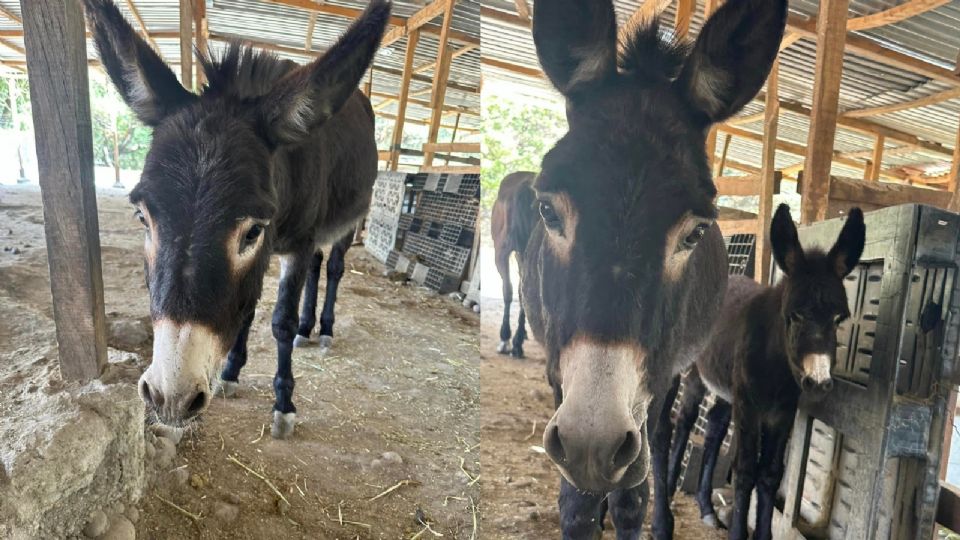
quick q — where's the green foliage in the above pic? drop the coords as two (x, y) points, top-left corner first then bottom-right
(0, 77), (31, 131)
(90, 78), (152, 170)
(481, 91), (566, 210)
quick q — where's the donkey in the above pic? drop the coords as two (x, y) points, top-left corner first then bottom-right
(664, 205), (865, 540)
(491, 171), (537, 358)
(82, 0), (390, 439)
(523, 0), (786, 537)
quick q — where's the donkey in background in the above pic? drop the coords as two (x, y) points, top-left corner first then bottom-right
(83, 0), (390, 439)
(491, 171), (537, 358)
(523, 0), (786, 537)
(663, 205), (865, 540)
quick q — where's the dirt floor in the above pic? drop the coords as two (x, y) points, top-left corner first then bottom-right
(0, 185), (480, 539)
(477, 243), (726, 540)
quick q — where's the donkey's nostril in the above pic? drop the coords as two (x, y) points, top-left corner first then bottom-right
(821, 379), (834, 392)
(544, 424), (566, 463)
(185, 391), (208, 416)
(612, 430), (641, 471)
(801, 376), (815, 393)
(140, 380), (164, 408)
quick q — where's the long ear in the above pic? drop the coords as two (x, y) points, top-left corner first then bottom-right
(672, 0), (787, 125)
(827, 208), (866, 278)
(771, 203), (804, 276)
(82, 0), (196, 126)
(258, 0), (391, 146)
(532, 0), (618, 98)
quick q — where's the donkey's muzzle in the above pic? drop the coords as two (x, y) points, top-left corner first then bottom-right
(543, 417), (643, 492)
(140, 378), (209, 424)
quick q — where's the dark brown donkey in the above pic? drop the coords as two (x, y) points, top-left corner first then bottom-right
(82, 0), (390, 438)
(523, 0), (785, 537)
(664, 205), (865, 540)
(491, 171), (537, 358)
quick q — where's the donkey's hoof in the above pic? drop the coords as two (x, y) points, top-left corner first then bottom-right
(271, 411), (296, 439)
(217, 379), (239, 398)
(317, 335), (333, 352)
(701, 513), (720, 529)
(511, 346), (525, 359)
(496, 341), (510, 354)
(293, 334), (315, 348)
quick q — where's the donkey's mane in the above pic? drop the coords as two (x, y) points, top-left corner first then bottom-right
(198, 42), (300, 99)
(617, 18), (690, 83)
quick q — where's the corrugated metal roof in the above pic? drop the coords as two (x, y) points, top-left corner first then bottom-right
(0, 0), (479, 133)
(481, 0), (960, 187)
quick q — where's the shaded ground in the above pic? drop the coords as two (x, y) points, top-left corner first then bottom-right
(478, 243), (725, 539)
(0, 186), (480, 539)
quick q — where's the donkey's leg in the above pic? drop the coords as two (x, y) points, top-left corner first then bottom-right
(558, 478), (605, 539)
(728, 408), (760, 540)
(650, 376), (681, 540)
(294, 250), (324, 347)
(696, 398), (732, 527)
(511, 289), (527, 358)
(270, 250), (310, 439)
(218, 310), (255, 397)
(668, 370), (706, 496)
(753, 416), (794, 540)
(496, 249), (513, 354)
(317, 230), (352, 351)
(609, 484), (644, 540)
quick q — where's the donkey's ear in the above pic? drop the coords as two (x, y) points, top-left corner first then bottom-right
(258, 0), (390, 146)
(827, 208), (866, 278)
(532, 0), (618, 98)
(771, 204), (803, 276)
(672, 0), (787, 125)
(82, 0), (196, 126)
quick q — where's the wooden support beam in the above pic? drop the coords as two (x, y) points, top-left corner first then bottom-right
(0, 5), (21, 24)
(800, 0), (849, 224)
(675, 0), (696, 38)
(380, 0), (475, 47)
(757, 62), (779, 283)
(21, 0), (107, 380)
(304, 13), (317, 52)
(827, 176), (953, 209)
(179, 0), (193, 90)
(867, 135), (884, 181)
(513, 0), (530, 22)
(842, 87), (960, 119)
(389, 30), (419, 170)
(481, 57), (544, 79)
(423, 0), (456, 167)
(370, 91), (476, 116)
(716, 134), (732, 176)
(727, 112), (766, 126)
(846, 0), (950, 31)
(0, 38), (25, 55)
(413, 43), (477, 75)
(779, 32), (802, 52)
(261, 0), (406, 26)
(949, 116), (960, 195)
(715, 172), (783, 197)
(422, 142), (479, 154)
(722, 158), (760, 175)
(716, 124), (871, 173)
(193, 0), (208, 86)
(419, 165), (480, 174)
(377, 111), (478, 133)
(718, 219), (758, 236)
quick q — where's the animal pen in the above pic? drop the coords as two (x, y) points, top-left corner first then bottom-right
(0, 0), (480, 537)
(481, 0), (960, 537)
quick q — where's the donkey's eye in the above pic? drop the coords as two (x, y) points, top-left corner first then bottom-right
(134, 209), (147, 228)
(682, 224), (709, 249)
(539, 201), (561, 231)
(243, 224), (264, 249)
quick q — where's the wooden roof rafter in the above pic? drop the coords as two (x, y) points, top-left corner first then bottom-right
(845, 0), (951, 32)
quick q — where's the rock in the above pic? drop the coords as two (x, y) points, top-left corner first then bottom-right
(112, 502), (126, 515)
(381, 451), (403, 465)
(168, 467), (189, 487)
(124, 507), (139, 524)
(527, 510), (542, 521)
(509, 477), (535, 489)
(144, 442), (156, 460)
(223, 493), (242, 505)
(10, 247), (20, 255)
(154, 436), (176, 468)
(82, 510), (109, 538)
(472, 304), (481, 314)
(189, 473), (205, 489)
(107, 318), (151, 351)
(213, 501), (239, 523)
(276, 498), (291, 516)
(100, 514), (135, 540)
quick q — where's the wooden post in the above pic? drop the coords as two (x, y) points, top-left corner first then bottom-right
(21, 0), (107, 380)
(867, 135), (884, 181)
(364, 66), (374, 97)
(194, 0), (208, 87)
(179, 0), (193, 90)
(949, 118), (960, 212)
(717, 133), (732, 176)
(422, 0), (456, 167)
(390, 31), (419, 170)
(799, 0), (849, 224)
(675, 0), (696, 38)
(756, 62), (779, 283)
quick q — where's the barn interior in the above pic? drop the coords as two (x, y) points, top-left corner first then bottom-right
(0, 1), (481, 538)
(478, 0), (960, 538)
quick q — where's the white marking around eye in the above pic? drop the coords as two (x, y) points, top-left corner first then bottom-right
(543, 193), (578, 264)
(227, 218), (269, 277)
(802, 354), (832, 384)
(663, 212), (703, 282)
